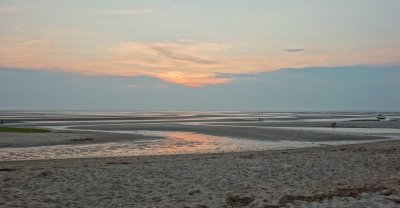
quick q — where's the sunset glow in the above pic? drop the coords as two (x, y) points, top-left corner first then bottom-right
(1, 1), (400, 87)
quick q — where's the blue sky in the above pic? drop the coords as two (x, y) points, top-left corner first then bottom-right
(1, 66), (399, 111)
(0, 0), (399, 110)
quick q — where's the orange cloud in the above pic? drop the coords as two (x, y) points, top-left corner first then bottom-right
(158, 71), (231, 87)
(0, 37), (399, 87)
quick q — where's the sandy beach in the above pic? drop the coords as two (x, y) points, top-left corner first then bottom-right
(1, 140), (400, 207)
(1, 111), (400, 207)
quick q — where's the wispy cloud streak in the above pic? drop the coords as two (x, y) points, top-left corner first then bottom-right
(95, 9), (156, 16)
(283, 48), (305, 52)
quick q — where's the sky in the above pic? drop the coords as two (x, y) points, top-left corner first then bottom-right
(0, 0), (400, 110)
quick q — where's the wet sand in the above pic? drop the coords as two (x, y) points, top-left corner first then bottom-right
(0, 131), (162, 148)
(2, 114), (396, 149)
(71, 122), (389, 142)
(1, 141), (400, 207)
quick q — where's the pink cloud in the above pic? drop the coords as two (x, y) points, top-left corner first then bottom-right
(0, 37), (399, 87)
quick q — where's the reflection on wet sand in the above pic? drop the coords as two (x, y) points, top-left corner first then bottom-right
(0, 130), (396, 161)
(153, 131), (221, 154)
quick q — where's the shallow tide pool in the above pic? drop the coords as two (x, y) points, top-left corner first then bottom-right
(0, 130), (396, 161)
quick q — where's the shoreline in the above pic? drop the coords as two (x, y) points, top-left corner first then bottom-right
(0, 136), (398, 162)
(0, 127), (396, 162)
(0, 138), (397, 163)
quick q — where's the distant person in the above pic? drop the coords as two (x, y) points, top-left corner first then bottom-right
(0, 119), (3, 126)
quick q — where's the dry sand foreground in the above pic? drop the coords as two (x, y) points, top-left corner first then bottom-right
(1, 141), (400, 208)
